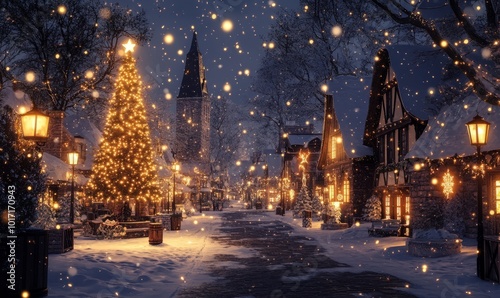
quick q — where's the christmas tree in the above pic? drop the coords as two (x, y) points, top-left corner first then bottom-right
(0, 104), (46, 231)
(362, 195), (382, 221)
(293, 184), (312, 218)
(86, 40), (160, 216)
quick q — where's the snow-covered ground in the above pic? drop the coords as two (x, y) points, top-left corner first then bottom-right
(47, 201), (500, 297)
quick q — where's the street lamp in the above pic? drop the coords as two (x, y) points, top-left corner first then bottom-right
(67, 151), (79, 224)
(20, 107), (50, 146)
(466, 113), (490, 280)
(280, 148), (286, 216)
(172, 162), (180, 213)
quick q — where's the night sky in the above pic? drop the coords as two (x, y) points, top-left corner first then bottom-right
(113, 0), (300, 106)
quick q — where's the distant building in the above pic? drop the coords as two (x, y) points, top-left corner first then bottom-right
(319, 77), (375, 222)
(175, 31), (210, 174)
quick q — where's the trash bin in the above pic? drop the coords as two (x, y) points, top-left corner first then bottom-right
(149, 223), (163, 245)
(276, 206), (282, 215)
(1, 229), (49, 297)
(170, 214), (182, 231)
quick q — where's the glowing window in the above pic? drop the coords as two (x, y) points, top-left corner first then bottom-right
(496, 180), (500, 213)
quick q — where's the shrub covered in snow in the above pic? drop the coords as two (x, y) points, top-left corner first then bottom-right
(412, 228), (459, 240)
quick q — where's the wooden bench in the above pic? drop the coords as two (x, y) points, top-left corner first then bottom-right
(368, 219), (401, 237)
(120, 221), (150, 238)
(83, 220), (150, 238)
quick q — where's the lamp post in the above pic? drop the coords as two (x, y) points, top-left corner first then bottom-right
(263, 163), (269, 209)
(20, 107), (50, 147)
(466, 113), (490, 280)
(172, 162), (180, 213)
(67, 151), (79, 224)
(280, 148), (286, 216)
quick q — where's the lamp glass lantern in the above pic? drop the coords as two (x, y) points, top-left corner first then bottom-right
(466, 114), (490, 147)
(68, 151), (79, 165)
(20, 108), (50, 143)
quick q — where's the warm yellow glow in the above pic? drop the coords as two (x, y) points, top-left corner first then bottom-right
(20, 109), (50, 141)
(122, 39), (136, 53)
(440, 40), (448, 48)
(466, 115), (490, 146)
(86, 49), (160, 205)
(211, 13), (217, 20)
(223, 82), (231, 92)
(25, 71), (36, 82)
(68, 151), (79, 165)
(163, 34), (174, 44)
(221, 19), (233, 32)
(331, 25), (342, 37)
(57, 5), (67, 15)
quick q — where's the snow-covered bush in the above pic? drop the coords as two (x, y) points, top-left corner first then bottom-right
(362, 195), (382, 221)
(444, 191), (476, 237)
(324, 203), (341, 224)
(412, 228), (459, 240)
(183, 198), (195, 216)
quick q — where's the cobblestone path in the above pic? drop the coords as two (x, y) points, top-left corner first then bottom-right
(179, 211), (415, 298)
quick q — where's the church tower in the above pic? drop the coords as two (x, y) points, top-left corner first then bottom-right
(175, 31), (210, 171)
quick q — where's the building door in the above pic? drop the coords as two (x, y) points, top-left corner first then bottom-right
(382, 189), (410, 221)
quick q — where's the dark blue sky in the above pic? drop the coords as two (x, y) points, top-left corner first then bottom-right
(114, 0), (299, 106)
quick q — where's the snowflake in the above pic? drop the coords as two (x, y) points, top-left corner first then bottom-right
(442, 169), (454, 199)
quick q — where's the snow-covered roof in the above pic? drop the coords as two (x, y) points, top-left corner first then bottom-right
(406, 95), (500, 160)
(385, 45), (459, 119)
(329, 76), (373, 158)
(41, 152), (69, 181)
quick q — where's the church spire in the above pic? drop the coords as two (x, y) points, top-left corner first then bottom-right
(178, 31), (208, 98)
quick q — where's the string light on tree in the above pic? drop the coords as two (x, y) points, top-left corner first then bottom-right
(87, 39), (160, 215)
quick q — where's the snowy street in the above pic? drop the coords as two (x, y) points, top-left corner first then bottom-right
(47, 204), (500, 298)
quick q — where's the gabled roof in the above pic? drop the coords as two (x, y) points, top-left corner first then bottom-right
(329, 76), (373, 158)
(406, 95), (500, 160)
(364, 45), (461, 144)
(178, 31), (208, 98)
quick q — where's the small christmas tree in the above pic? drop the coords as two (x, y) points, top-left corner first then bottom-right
(293, 184), (311, 218)
(363, 195), (382, 221)
(56, 192), (83, 223)
(311, 195), (323, 220)
(86, 40), (160, 216)
(183, 198), (195, 216)
(31, 202), (57, 230)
